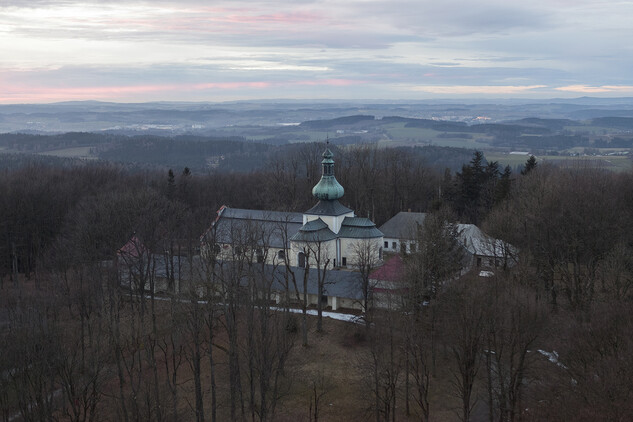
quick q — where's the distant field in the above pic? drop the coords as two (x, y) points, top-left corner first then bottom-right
(486, 152), (632, 172)
(39, 146), (96, 159)
(541, 155), (632, 171)
(484, 153), (533, 169)
(276, 122), (499, 149)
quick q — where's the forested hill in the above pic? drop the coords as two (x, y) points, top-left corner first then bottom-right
(0, 132), (476, 173)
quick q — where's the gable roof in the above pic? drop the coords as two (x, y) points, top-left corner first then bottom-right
(220, 207), (303, 223)
(205, 206), (303, 249)
(201, 260), (364, 300)
(379, 211), (427, 239)
(457, 224), (515, 258)
(370, 254), (405, 282)
(266, 265), (363, 300)
(118, 235), (148, 258)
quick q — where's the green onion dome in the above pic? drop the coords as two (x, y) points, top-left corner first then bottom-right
(312, 147), (344, 201)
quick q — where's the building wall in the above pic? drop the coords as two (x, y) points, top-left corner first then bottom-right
(289, 238), (337, 268)
(273, 291), (362, 311)
(339, 237), (384, 268)
(382, 237), (417, 254)
(206, 242), (289, 267)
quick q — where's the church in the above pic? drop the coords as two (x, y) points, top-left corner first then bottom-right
(205, 145), (384, 270)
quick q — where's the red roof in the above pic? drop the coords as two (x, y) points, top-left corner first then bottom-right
(117, 236), (148, 258)
(370, 255), (405, 283)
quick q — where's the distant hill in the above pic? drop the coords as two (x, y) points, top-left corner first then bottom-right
(299, 115), (375, 129)
(590, 117), (633, 129)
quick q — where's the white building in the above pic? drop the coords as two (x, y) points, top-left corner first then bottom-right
(204, 145), (384, 269)
(379, 211), (426, 253)
(379, 212), (516, 270)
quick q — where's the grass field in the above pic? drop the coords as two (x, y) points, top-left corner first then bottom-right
(485, 152), (633, 172)
(39, 146), (96, 159)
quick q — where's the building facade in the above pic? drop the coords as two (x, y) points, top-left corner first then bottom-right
(204, 145), (384, 270)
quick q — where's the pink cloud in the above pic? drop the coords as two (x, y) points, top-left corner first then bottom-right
(103, 8), (323, 35)
(411, 85), (547, 94)
(555, 85), (633, 93)
(0, 78), (367, 103)
(224, 12), (322, 24)
(294, 79), (366, 86)
(0, 81), (271, 103)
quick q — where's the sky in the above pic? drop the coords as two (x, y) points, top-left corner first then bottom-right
(1, 0), (633, 103)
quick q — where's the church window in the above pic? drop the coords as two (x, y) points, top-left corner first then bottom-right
(298, 252), (306, 268)
(342, 257), (347, 266)
(278, 250), (285, 260)
(384, 241), (388, 248)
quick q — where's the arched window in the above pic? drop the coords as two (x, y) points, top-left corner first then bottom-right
(278, 250), (285, 260)
(298, 252), (306, 268)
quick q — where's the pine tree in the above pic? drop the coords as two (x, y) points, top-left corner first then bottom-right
(167, 169), (175, 199)
(521, 155), (537, 175)
(494, 165), (513, 203)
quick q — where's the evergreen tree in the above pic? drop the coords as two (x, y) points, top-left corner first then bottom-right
(521, 155), (537, 175)
(167, 169), (175, 199)
(494, 165), (513, 203)
(456, 151), (487, 223)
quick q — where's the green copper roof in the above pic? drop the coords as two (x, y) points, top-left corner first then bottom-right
(290, 218), (338, 242)
(305, 200), (353, 216)
(338, 217), (384, 239)
(312, 146), (344, 201)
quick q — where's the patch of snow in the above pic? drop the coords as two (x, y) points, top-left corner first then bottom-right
(538, 349), (568, 369)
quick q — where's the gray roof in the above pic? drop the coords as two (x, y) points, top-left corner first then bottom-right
(120, 254), (363, 300)
(221, 262), (364, 300)
(221, 207), (303, 223)
(338, 217), (383, 239)
(273, 266), (363, 300)
(118, 253), (203, 285)
(456, 224), (516, 258)
(305, 200), (353, 216)
(207, 206), (303, 249)
(379, 211), (427, 239)
(290, 218), (338, 242)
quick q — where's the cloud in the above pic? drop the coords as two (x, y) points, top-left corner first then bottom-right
(1, 0), (633, 102)
(410, 85), (548, 95)
(555, 85), (633, 94)
(0, 78), (367, 103)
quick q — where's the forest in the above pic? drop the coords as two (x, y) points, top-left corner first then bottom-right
(1, 143), (633, 421)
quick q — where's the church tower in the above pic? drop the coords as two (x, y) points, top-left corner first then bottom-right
(302, 144), (354, 233)
(290, 143), (383, 268)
